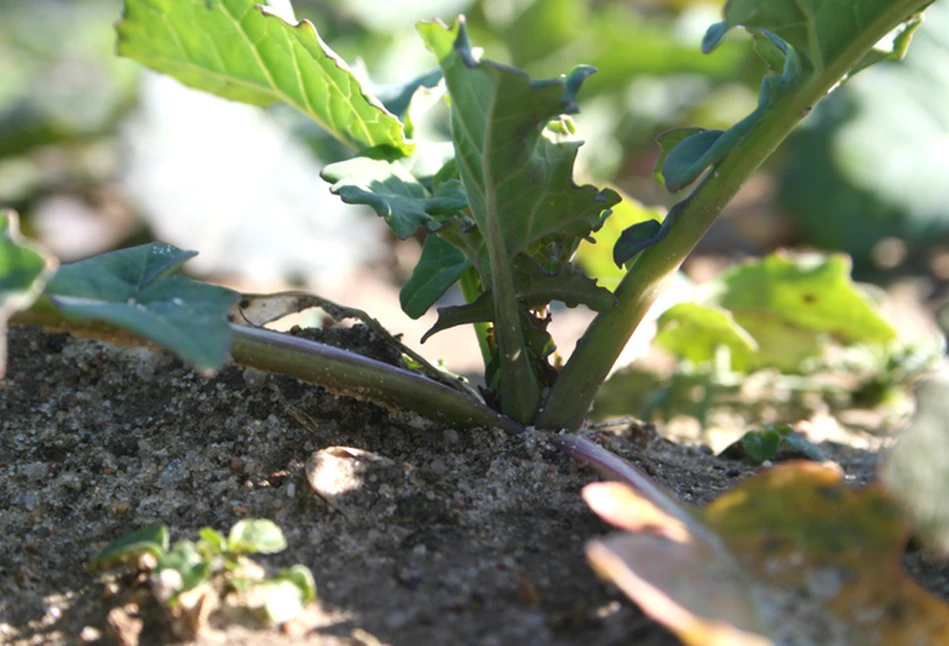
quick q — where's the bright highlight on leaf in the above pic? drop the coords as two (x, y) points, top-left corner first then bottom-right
(116, 0), (411, 156)
(45, 243), (238, 372)
(0, 211), (57, 379)
(585, 462), (949, 646)
(655, 252), (896, 372)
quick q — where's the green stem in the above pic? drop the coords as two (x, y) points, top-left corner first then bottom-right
(535, 1), (930, 431)
(11, 304), (523, 435)
(459, 266), (493, 369)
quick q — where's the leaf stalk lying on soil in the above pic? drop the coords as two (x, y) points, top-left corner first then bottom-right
(12, 303), (524, 435)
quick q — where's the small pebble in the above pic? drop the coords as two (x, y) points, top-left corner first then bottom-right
(430, 458), (447, 477)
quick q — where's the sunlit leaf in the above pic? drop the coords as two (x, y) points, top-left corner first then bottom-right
(227, 519), (287, 555)
(708, 253), (895, 371)
(116, 0), (411, 156)
(0, 210), (57, 378)
(44, 243), (238, 372)
(575, 191), (665, 291)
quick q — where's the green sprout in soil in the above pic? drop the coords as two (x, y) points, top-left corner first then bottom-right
(89, 519), (316, 631)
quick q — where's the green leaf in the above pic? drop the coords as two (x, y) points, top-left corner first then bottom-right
(198, 527), (228, 557)
(709, 253), (895, 371)
(44, 243), (238, 372)
(321, 158), (467, 238)
(420, 255), (615, 342)
(575, 192), (665, 291)
(275, 564), (317, 603)
(656, 129), (725, 193)
(227, 519), (287, 555)
(612, 219), (667, 268)
(656, 0), (931, 195)
(88, 523), (169, 571)
(707, 0), (931, 78)
(400, 235), (471, 319)
(721, 425), (826, 464)
(261, 579), (307, 624)
(655, 303), (757, 368)
(418, 19), (620, 421)
(418, 21), (620, 260)
(652, 128), (703, 188)
(116, 0), (411, 156)
(421, 292), (494, 343)
(0, 210), (57, 378)
(512, 256), (616, 312)
(157, 540), (208, 594)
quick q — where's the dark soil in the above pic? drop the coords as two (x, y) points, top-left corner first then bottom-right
(1, 325), (946, 645)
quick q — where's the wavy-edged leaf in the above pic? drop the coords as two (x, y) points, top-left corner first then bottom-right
(420, 254), (615, 341)
(655, 302), (757, 367)
(658, 0), (931, 195)
(417, 19), (620, 261)
(708, 253), (895, 371)
(512, 255), (616, 312)
(321, 157), (467, 238)
(45, 243), (238, 371)
(575, 190), (665, 291)
(706, 0), (932, 77)
(116, 0), (411, 156)
(421, 291), (494, 343)
(0, 210), (58, 378)
(400, 235), (471, 320)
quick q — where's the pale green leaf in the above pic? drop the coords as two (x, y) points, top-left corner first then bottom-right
(116, 0), (411, 155)
(0, 210), (57, 378)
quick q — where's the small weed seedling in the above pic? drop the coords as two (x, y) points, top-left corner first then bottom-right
(88, 519), (316, 634)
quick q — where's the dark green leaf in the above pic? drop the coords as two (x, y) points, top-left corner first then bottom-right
(376, 68), (443, 120)
(657, 129), (725, 193)
(321, 158), (467, 238)
(45, 243), (238, 372)
(653, 128), (703, 188)
(783, 432), (827, 462)
(512, 256), (616, 312)
(0, 211), (57, 378)
(116, 0), (410, 156)
(721, 426), (825, 464)
(575, 191), (665, 291)
(723, 428), (783, 463)
(88, 523), (169, 571)
(612, 219), (667, 267)
(400, 235), (471, 319)
(421, 292), (494, 343)
(227, 519), (287, 555)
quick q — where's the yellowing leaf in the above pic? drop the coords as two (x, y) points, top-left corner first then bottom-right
(585, 462), (949, 646)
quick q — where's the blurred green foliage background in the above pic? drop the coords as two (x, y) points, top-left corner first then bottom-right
(2, 0), (949, 283)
